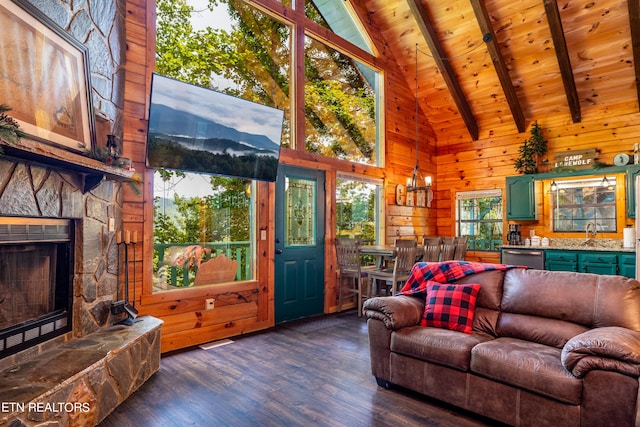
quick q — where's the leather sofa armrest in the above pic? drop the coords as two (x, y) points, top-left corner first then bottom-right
(362, 296), (424, 330)
(561, 327), (640, 378)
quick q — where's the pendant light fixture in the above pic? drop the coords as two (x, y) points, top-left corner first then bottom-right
(406, 44), (432, 204)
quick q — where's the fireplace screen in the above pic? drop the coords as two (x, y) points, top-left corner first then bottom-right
(0, 218), (73, 358)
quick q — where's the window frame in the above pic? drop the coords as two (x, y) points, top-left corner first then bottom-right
(455, 189), (503, 252)
(335, 172), (384, 245)
(551, 177), (617, 233)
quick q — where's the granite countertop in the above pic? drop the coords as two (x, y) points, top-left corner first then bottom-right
(501, 238), (636, 253)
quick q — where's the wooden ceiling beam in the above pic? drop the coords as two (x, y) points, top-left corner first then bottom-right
(628, 0), (640, 107)
(406, 0), (479, 140)
(470, 0), (526, 133)
(543, 0), (581, 123)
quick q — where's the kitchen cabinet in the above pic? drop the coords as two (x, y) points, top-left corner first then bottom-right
(542, 249), (635, 278)
(626, 165), (640, 218)
(505, 176), (536, 220)
(619, 254), (636, 278)
(579, 253), (618, 276)
(545, 250), (578, 272)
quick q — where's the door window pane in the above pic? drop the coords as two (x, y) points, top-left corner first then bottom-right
(285, 176), (316, 246)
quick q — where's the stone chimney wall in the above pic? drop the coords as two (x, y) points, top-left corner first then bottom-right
(0, 0), (127, 370)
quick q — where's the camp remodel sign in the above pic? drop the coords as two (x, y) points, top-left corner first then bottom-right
(553, 149), (597, 170)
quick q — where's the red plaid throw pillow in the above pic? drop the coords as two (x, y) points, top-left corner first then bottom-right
(421, 283), (481, 334)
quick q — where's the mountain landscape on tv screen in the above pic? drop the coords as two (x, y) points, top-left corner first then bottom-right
(147, 103), (282, 181)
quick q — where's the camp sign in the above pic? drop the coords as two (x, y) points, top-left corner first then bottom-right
(553, 149), (597, 170)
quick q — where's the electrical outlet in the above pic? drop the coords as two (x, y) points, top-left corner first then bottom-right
(205, 298), (215, 310)
(108, 217), (116, 232)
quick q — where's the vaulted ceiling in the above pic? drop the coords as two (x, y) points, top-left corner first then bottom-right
(361, 0), (640, 144)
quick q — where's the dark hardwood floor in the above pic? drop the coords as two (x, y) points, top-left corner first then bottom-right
(100, 311), (497, 427)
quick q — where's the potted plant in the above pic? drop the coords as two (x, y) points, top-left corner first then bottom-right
(514, 121), (548, 174)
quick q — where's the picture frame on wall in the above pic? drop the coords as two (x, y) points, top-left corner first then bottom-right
(0, 0), (95, 153)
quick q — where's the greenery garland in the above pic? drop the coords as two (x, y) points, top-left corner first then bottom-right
(0, 104), (25, 153)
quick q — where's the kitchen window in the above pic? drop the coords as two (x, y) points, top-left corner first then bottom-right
(551, 177), (616, 232)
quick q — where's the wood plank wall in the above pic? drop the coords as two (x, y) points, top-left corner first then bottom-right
(122, 0), (436, 352)
(435, 109), (640, 265)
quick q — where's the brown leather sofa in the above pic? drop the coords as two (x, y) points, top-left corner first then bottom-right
(363, 267), (640, 426)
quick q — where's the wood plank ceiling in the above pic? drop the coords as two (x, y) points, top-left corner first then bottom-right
(362, 0), (640, 144)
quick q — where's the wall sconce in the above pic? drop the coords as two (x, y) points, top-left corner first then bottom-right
(550, 180), (558, 191)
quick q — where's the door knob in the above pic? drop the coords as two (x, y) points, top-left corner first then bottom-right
(275, 249), (283, 254)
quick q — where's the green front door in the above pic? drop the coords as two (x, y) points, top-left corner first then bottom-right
(274, 165), (325, 323)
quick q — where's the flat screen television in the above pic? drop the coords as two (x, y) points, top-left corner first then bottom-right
(146, 73), (284, 182)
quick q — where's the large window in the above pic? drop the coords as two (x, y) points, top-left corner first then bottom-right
(305, 0), (374, 54)
(456, 190), (503, 251)
(153, 0), (382, 291)
(304, 36), (380, 165)
(154, 0), (292, 292)
(153, 171), (255, 291)
(156, 0), (292, 146)
(336, 174), (382, 244)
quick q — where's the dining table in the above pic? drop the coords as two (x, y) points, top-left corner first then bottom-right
(360, 244), (423, 268)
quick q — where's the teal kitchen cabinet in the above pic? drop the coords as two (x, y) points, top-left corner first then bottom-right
(626, 165), (640, 218)
(506, 176), (536, 220)
(579, 252), (618, 276)
(619, 253), (636, 278)
(544, 250), (578, 272)
(544, 250), (635, 278)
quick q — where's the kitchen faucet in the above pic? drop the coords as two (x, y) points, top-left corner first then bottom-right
(585, 221), (597, 242)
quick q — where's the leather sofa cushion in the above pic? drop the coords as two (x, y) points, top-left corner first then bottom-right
(391, 326), (493, 371)
(452, 269), (504, 310)
(498, 312), (589, 348)
(502, 269), (640, 331)
(452, 269), (505, 337)
(471, 337), (582, 405)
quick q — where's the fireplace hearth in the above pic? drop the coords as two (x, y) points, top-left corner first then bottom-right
(0, 217), (73, 358)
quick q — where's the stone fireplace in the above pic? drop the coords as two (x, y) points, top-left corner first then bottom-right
(0, 0), (162, 423)
(0, 157), (161, 426)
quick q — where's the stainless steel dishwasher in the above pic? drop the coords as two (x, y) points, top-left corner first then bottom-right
(501, 248), (545, 269)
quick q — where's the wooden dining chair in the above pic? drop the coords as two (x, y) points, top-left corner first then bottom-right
(440, 237), (456, 261)
(335, 238), (369, 316)
(422, 236), (442, 262)
(368, 239), (417, 296)
(453, 236), (469, 260)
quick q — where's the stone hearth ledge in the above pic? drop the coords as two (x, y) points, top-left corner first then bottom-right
(0, 316), (162, 427)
